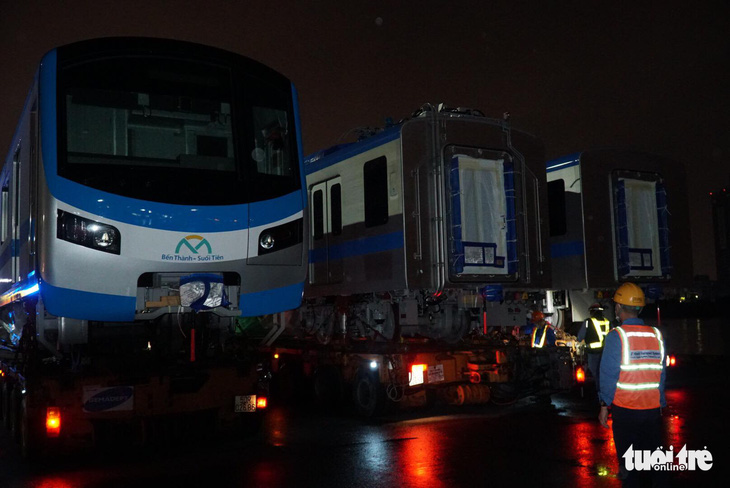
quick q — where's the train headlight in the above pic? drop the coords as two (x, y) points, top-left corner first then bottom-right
(57, 210), (121, 255)
(260, 234), (275, 250)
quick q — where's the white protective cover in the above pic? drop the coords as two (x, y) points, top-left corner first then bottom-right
(622, 178), (661, 277)
(456, 155), (509, 275)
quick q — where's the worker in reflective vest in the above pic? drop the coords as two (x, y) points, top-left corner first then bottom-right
(598, 283), (667, 487)
(577, 303), (611, 399)
(530, 311), (555, 348)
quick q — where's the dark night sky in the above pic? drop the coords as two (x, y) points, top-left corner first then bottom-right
(1, 0), (728, 279)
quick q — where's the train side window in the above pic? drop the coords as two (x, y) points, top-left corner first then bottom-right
(363, 156), (388, 228)
(330, 183), (342, 236)
(312, 189), (324, 240)
(1, 185), (8, 244)
(547, 179), (567, 237)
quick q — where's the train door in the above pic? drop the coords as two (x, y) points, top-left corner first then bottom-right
(309, 177), (343, 284)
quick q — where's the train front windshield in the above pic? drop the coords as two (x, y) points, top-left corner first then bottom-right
(58, 56), (299, 205)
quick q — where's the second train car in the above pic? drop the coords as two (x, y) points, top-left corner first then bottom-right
(300, 104), (551, 344)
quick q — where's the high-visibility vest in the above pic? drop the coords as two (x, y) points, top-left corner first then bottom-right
(612, 324), (665, 409)
(587, 317), (611, 350)
(532, 326), (548, 348)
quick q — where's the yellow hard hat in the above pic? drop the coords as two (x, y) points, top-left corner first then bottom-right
(613, 283), (645, 307)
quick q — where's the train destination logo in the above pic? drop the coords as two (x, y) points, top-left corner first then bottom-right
(623, 444), (713, 472)
(162, 235), (224, 261)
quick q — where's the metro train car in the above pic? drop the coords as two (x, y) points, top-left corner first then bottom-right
(546, 149), (693, 323)
(301, 105), (551, 343)
(0, 37), (307, 357)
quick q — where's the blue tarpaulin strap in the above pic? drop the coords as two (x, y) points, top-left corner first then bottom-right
(656, 181), (672, 276)
(614, 180), (631, 277)
(504, 162), (518, 275)
(450, 157), (465, 274)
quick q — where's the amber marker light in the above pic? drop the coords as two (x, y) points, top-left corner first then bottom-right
(46, 407), (62, 437)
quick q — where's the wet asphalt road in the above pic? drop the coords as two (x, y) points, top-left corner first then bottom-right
(0, 320), (727, 488)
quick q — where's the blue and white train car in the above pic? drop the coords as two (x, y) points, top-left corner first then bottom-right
(546, 149), (693, 323)
(301, 105), (550, 343)
(0, 38), (307, 356)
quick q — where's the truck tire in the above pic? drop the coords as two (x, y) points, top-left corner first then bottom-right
(352, 370), (383, 417)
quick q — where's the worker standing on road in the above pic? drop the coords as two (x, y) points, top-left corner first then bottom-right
(530, 311), (556, 348)
(598, 283), (668, 487)
(578, 303), (611, 400)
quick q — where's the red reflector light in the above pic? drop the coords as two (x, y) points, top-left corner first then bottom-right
(46, 407), (61, 438)
(669, 355), (676, 367)
(256, 397), (268, 409)
(575, 366), (586, 383)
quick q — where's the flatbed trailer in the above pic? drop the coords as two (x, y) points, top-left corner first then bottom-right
(264, 335), (576, 416)
(1, 320), (269, 457)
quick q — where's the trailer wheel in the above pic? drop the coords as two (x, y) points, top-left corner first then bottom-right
(352, 370), (383, 417)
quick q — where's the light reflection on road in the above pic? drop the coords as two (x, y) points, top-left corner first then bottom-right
(396, 425), (446, 488)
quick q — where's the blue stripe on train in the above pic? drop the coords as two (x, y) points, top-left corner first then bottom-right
(304, 127), (401, 175)
(39, 49), (301, 233)
(551, 240), (585, 258)
(41, 281), (137, 321)
(0, 216), (34, 269)
(40, 279), (305, 321)
(309, 231), (404, 263)
(0, 240), (19, 264)
(239, 281), (304, 317)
